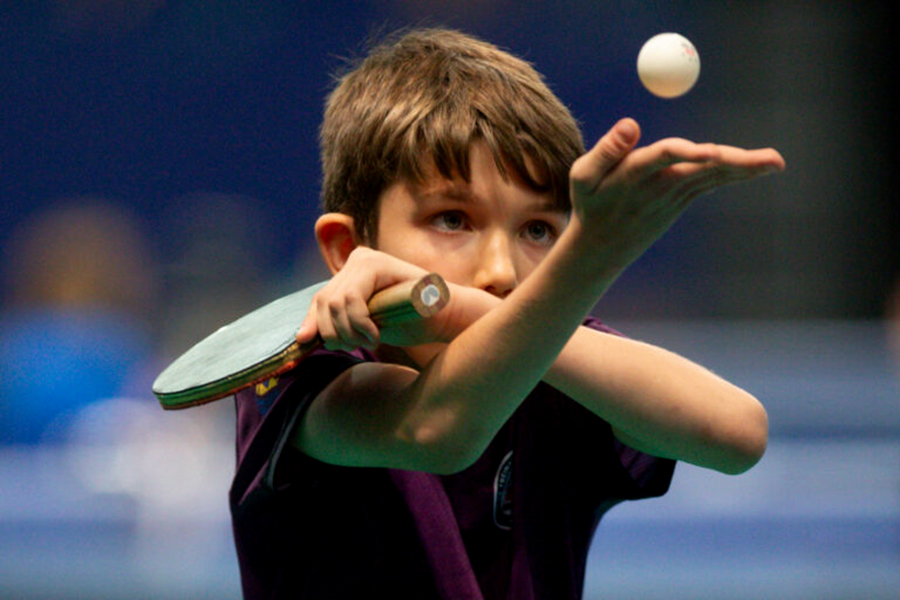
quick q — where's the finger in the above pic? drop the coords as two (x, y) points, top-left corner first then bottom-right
(661, 160), (781, 206)
(295, 299), (320, 345)
(714, 143), (784, 161)
(625, 140), (722, 179)
(669, 155), (783, 184)
(617, 138), (785, 186)
(626, 141), (782, 183)
(570, 118), (641, 189)
(647, 141), (785, 187)
(315, 294), (340, 349)
(326, 294), (371, 351)
(344, 294), (380, 349)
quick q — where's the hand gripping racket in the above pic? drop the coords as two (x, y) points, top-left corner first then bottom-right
(152, 273), (449, 410)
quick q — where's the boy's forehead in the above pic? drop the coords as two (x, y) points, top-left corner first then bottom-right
(402, 142), (561, 208)
(404, 172), (565, 215)
(409, 178), (474, 201)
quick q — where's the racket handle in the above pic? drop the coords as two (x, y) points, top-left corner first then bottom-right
(368, 273), (450, 326)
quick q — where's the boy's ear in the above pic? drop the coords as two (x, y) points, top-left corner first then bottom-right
(314, 213), (364, 275)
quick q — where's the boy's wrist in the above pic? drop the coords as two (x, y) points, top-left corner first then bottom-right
(436, 284), (500, 342)
(552, 217), (632, 292)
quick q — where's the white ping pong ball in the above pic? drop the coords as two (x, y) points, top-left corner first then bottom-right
(637, 33), (700, 99)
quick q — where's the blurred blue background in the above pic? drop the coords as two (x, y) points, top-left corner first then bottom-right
(1, 1), (897, 598)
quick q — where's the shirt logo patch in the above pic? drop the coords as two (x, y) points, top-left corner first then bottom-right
(255, 377), (280, 397)
(493, 451), (513, 530)
(254, 377), (280, 416)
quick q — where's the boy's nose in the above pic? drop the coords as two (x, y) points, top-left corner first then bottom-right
(473, 233), (518, 298)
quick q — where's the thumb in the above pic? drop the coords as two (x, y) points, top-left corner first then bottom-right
(570, 118), (641, 186)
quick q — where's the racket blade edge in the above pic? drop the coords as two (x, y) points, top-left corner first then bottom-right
(152, 274), (450, 410)
(152, 281), (328, 409)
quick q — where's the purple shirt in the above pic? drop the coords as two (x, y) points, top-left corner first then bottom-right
(230, 318), (675, 599)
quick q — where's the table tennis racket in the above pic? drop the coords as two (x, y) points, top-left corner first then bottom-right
(152, 273), (449, 410)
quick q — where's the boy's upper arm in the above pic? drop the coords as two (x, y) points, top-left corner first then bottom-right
(289, 361), (425, 470)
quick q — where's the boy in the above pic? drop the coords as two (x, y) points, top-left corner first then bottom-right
(229, 28), (784, 599)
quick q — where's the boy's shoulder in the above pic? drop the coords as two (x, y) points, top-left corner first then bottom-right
(237, 347), (371, 419)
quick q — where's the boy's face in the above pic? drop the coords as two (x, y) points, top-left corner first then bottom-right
(374, 143), (569, 298)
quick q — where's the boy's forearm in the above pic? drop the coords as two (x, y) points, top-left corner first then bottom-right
(396, 225), (617, 471)
(543, 326), (768, 474)
(417, 282), (767, 475)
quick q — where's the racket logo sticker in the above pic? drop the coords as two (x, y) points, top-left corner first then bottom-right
(420, 284), (442, 308)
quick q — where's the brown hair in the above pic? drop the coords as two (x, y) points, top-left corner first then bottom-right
(319, 28), (584, 243)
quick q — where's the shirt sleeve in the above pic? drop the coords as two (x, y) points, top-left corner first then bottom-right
(562, 317), (676, 502)
(229, 349), (363, 512)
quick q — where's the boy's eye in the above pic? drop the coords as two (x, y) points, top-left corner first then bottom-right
(523, 220), (556, 245)
(432, 211), (467, 232)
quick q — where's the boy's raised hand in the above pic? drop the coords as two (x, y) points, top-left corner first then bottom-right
(569, 118), (785, 277)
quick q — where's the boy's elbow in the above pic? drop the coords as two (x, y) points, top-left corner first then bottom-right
(719, 397), (769, 475)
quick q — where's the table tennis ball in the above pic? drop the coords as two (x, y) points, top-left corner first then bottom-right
(637, 33), (700, 98)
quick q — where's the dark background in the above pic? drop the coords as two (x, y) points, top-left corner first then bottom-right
(3, 1), (897, 321)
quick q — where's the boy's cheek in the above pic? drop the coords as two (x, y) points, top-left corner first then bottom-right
(378, 228), (461, 267)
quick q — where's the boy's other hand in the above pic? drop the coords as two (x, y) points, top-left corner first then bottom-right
(295, 247), (425, 352)
(295, 248), (493, 353)
(568, 118), (784, 276)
